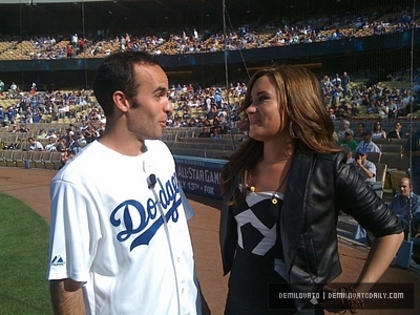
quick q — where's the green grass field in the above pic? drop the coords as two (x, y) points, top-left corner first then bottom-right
(0, 192), (52, 315)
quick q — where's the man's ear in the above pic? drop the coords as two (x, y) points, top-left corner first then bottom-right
(112, 90), (130, 113)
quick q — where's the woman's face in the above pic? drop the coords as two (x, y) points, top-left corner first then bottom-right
(246, 75), (288, 142)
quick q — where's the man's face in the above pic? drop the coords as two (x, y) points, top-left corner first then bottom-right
(358, 153), (367, 163)
(362, 134), (371, 142)
(399, 178), (412, 198)
(126, 64), (172, 141)
(341, 122), (349, 130)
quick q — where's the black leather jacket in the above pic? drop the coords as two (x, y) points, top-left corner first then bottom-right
(219, 147), (404, 311)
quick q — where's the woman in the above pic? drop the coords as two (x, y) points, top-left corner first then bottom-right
(372, 121), (387, 139)
(219, 66), (404, 315)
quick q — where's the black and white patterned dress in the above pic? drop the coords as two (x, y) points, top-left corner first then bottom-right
(225, 190), (297, 315)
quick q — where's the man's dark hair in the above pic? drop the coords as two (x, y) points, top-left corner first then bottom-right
(93, 51), (159, 116)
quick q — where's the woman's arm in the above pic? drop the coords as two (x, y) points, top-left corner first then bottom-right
(382, 131), (387, 138)
(354, 232), (404, 293)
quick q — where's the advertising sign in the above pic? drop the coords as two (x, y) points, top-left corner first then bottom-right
(174, 155), (226, 199)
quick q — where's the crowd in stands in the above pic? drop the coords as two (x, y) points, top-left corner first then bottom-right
(0, 71), (418, 169)
(1, 70), (420, 134)
(0, 4), (418, 60)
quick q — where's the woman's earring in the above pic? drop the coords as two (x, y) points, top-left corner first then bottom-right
(289, 122), (299, 139)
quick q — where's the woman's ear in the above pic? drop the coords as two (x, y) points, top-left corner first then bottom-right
(112, 90), (130, 113)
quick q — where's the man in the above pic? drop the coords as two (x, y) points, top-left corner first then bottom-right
(338, 129), (358, 151)
(28, 137), (43, 151)
(389, 177), (420, 264)
(387, 121), (404, 140)
(354, 148), (377, 244)
(354, 122), (365, 138)
(355, 130), (381, 153)
(37, 128), (48, 140)
(0, 79), (4, 95)
(47, 51), (209, 315)
(341, 71), (351, 96)
(44, 136), (58, 152)
(337, 119), (353, 141)
(403, 130), (420, 195)
(355, 148), (376, 184)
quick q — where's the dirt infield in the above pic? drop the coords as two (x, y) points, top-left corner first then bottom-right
(0, 167), (419, 315)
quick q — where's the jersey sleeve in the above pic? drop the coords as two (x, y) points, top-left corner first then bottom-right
(179, 181), (195, 220)
(47, 179), (100, 282)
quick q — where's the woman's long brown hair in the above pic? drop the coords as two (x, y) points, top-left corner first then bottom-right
(220, 65), (341, 202)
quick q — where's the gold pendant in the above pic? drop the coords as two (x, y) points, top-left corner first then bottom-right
(272, 198), (278, 205)
(250, 186), (255, 192)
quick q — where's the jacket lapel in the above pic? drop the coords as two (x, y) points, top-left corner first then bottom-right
(281, 149), (313, 273)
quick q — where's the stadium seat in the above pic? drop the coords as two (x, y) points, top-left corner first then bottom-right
(367, 151), (381, 164)
(379, 144), (402, 153)
(28, 151), (45, 168)
(378, 152), (402, 171)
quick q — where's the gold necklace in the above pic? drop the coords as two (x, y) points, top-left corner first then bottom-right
(247, 164), (291, 205)
(271, 166), (291, 204)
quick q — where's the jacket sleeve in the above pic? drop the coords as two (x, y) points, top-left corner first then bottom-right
(334, 152), (404, 237)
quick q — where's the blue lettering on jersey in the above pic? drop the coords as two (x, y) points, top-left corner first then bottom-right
(110, 173), (181, 251)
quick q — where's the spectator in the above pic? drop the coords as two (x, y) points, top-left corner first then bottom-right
(341, 71), (351, 96)
(9, 124), (18, 133)
(337, 119), (353, 141)
(338, 129), (358, 151)
(0, 79), (4, 95)
(403, 131), (420, 194)
(355, 130), (381, 153)
(354, 122), (365, 138)
(44, 136), (58, 152)
(76, 130), (87, 148)
(353, 147), (377, 245)
(36, 128), (48, 140)
(28, 137), (43, 151)
(387, 121), (404, 140)
(389, 177), (420, 264)
(354, 148), (377, 184)
(18, 124), (29, 133)
(371, 121), (387, 139)
(198, 125), (211, 138)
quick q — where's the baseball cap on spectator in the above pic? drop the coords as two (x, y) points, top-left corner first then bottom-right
(47, 134), (57, 139)
(344, 130), (354, 136)
(356, 148), (368, 156)
(69, 131), (75, 136)
(362, 130), (372, 136)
